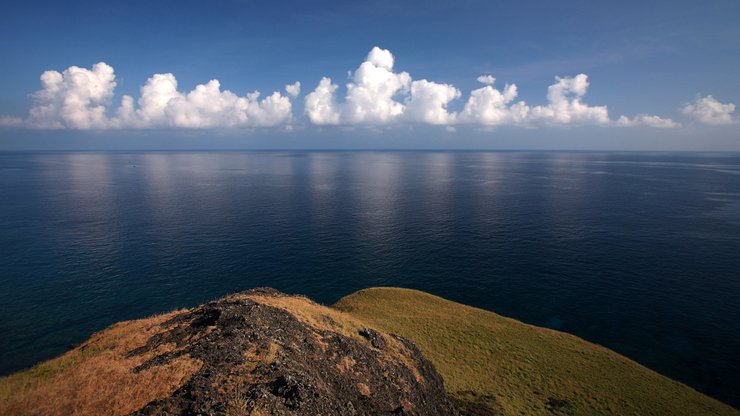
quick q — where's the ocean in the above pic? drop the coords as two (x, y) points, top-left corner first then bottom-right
(1, 150), (738, 406)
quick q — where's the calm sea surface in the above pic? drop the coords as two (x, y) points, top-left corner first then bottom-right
(1, 151), (739, 405)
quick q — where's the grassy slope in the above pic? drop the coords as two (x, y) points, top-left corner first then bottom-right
(334, 287), (738, 416)
(0, 310), (201, 416)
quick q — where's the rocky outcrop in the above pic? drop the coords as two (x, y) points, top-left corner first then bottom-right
(128, 288), (458, 415)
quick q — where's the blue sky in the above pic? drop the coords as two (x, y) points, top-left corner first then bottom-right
(0, 0), (738, 150)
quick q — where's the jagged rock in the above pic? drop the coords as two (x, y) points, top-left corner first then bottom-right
(129, 288), (458, 416)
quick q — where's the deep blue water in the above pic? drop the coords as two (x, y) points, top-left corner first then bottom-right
(1, 151), (739, 406)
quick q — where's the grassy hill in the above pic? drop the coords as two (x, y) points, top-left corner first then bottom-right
(1, 286), (736, 416)
(334, 287), (738, 416)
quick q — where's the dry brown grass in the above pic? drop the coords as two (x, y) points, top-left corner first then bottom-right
(239, 294), (369, 342)
(0, 310), (203, 416)
(1, 293), (410, 416)
(337, 356), (356, 374)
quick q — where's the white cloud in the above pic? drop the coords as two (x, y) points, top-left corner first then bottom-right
(529, 74), (610, 125)
(458, 74), (618, 128)
(344, 47), (411, 123)
(304, 77), (341, 125)
(303, 54), (620, 128)
(366, 46), (395, 70)
(459, 82), (528, 126)
(248, 91), (294, 127)
(3, 47), (728, 132)
(25, 62), (117, 129)
(304, 46), (414, 124)
(303, 46), (460, 126)
(681, 95), (736, 125)
(616, 114), (681, 128)
(132, 73), (180, 127)
(404, 79), (460, 124)
(285, 81), (301, 98)
(121, 75), (293, 128)
(9, 63), (293, 129)
(476, 75), (496, 85)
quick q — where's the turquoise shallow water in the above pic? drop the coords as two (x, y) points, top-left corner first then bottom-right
(1, 150), (739, 406)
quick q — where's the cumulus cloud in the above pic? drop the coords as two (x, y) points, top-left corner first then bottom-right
(616, 114), (681, 128)
(459, 82), (528, 126)
(304, 77), (341, 125)
(304, 47), (460, 125)
(301, 49), (681, 130)
(2, 47), (728, 132)
(528, 74), (610, 125)
(404, 79), (460, 124)
(5, 63), (294, 129)
(21, 62), (118, 129)
(343, 47), (411, 123)
(457, 74), (634, 128)
(285, 81), (301, 98)
(476, 75), (496, 85)
(681, 95), (736, 125)
(304, 47), (416, 124)
(115, 74), (293, 128)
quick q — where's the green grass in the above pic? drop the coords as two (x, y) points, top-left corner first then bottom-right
(334, 287), (738, 416)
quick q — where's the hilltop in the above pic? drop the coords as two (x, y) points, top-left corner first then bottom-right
(1, 287), (737, 416)
(0, 288), (456, 416)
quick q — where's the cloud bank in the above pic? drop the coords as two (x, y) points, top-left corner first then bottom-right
(1, 46), (735, 130)
(4, 63), (296, 129)
(115, 74), (293, 128)
(303, 48), (686, 129)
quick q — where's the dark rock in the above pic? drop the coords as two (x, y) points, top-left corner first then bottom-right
(359, 327), (387, 350)
(546, 397), (569, 412)
(128, 289), (458, 416)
